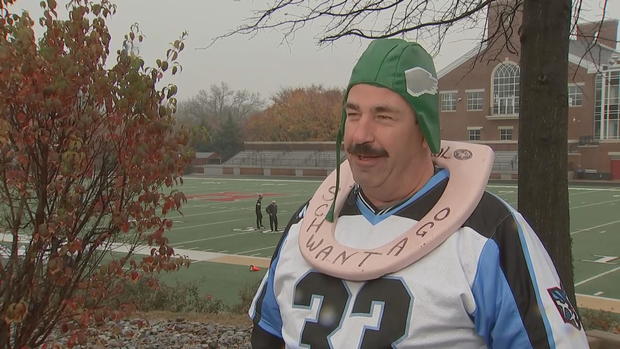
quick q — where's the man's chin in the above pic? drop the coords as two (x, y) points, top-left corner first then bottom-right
(351, 170), (381, 189)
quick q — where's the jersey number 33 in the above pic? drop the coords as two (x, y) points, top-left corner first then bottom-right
(293, 272), (413, 348)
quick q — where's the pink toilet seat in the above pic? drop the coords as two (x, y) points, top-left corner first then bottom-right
(299, 141), (495, 281)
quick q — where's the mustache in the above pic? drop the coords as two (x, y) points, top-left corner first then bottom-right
(346, 143), (388, 157)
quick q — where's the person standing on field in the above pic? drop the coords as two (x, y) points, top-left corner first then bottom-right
(266, 200), (278, 232)
(255, 194), (264, 230)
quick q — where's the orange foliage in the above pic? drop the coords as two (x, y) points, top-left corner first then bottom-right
(244, 86), (343, 141)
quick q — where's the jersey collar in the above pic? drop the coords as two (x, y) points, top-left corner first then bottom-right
(355, 168), (449, 225)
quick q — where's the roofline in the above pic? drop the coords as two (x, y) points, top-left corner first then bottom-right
(568, 52), (598, 73)
(438, 43), (487, 79)
(438, 42), (616, 77)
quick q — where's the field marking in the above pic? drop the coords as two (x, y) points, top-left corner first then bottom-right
(171, 195), (310, 215)
(172, 218), (247, 231)
(575, 266), (620, 286)
(486, 185), (620, 192)
(169, 231), (256, 246)
(570, 190), (602, 197)
(570, 198), (620, 209)
(237, 246), (277, 255)
(570, 219), (620, 236)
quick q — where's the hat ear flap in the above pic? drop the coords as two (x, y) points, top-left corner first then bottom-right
(327, 108), (347, 223)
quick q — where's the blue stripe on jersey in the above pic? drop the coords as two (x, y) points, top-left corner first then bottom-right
(513, 212), (556, 349)
(254, 238), (286, 338)
(472, 239), (533, 348)
(356, 168), (449, 225)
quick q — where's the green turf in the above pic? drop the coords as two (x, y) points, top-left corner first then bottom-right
(155, 177), (620, 304)
(157, 260), (267, 306)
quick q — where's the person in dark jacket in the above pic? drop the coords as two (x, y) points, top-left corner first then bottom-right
(265, 200), (278, 232)
(255, 194), (264, 230)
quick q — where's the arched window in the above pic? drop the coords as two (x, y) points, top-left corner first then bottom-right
(492, 63), (520, 115)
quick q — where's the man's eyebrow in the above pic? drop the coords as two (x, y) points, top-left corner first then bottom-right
(345, 103), (400, 114)
(373, 105), (400, 114)
(344, 102), (360, 111)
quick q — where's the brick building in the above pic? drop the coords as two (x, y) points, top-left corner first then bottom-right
(438, 0), (620, 179)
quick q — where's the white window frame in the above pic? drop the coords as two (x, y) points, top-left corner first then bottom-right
(498, 126), (514, 141)
(466, 89), (484, 111)
(568, 83), (584, 107)
(467, 126), (482, 141)
(491, 62), (520, 116)
(440, 91), (458, 112)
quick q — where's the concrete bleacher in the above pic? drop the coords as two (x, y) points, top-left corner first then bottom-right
(225, 150), (258, 166)
(493, 151), (518, 172)
(220, 145), (519, 175)
(223, 149), (345, 169)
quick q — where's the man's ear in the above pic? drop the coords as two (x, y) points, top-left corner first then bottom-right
(422, 138), (430, 150)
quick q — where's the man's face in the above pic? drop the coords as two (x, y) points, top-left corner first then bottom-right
(344, 84), (429, 197)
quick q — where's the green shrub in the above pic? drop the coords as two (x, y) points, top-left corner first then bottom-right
(113, 276), (225, 314)
(580, 308), (620, 334)
(230, 279), (262, 314)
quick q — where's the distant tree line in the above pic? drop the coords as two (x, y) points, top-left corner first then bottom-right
(174, 83), (343, 160)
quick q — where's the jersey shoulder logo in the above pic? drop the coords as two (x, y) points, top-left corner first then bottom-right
(547, 287), (582, 330)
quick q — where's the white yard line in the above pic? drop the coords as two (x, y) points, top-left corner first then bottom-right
(0, 232), (271, 266)
(570, 219), (620, 236)
(569, 190), (602, 197)
(570, 198), (620, 209)
(575, 266), (620, 287)
(172, 218), (247, 231)
(169, 231), (256, 246)
(486, 184), (620, 192)
(236, 245), (277, 255)
(167, 207), (253, 219)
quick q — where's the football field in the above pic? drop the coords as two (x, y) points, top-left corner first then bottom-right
(158, 176), (620, 309)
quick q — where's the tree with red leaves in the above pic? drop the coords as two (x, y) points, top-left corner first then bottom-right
(0, 0), (192, 347)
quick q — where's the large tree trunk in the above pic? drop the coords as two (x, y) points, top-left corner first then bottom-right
(519, 0), (575, 305)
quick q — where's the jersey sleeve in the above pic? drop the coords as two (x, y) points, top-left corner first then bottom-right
(471, 209), (588, 348)
(249, 202), (308, 348)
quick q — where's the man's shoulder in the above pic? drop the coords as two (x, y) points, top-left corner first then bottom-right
(462, 191), (514, 239)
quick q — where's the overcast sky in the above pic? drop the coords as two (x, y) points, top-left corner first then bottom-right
(12, 0), (619, 102)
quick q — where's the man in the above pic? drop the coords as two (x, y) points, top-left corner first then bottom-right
(255, 194), (264, 230)
(249, 39), (588, 348)
(265, 200), (278, 232)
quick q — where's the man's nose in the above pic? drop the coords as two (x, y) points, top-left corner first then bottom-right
(350, 116), (375, 144)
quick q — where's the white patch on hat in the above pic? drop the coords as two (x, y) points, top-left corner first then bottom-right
(405, 67), (438, 97)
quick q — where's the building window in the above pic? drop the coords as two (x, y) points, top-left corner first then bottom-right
(466, 90), (484, 111)
(440, 91), (458, 112)
(595, 69), (620, 139)
(499, 127), (513, 141)
(467, 128), (481, 141)
(568, 84), (583, 107)
(492, 63), (520, 115)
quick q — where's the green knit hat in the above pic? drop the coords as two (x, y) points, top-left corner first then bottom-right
(327, 39), (439, 222)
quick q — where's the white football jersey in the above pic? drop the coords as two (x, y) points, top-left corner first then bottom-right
(250, 170), (588, 348)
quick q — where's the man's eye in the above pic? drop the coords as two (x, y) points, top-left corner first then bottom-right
(346, 112), (360, 119)
(377, 114), (392, 120)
